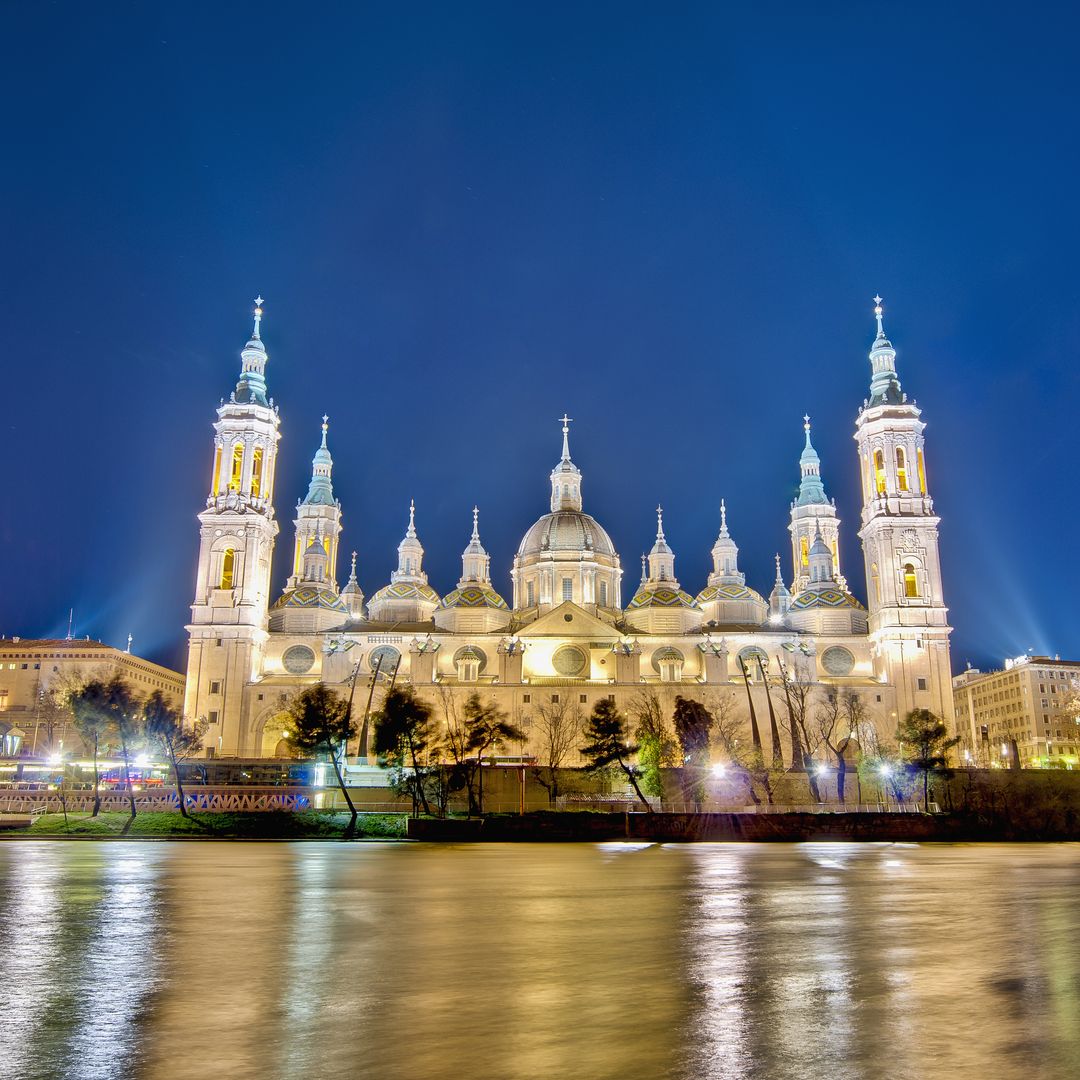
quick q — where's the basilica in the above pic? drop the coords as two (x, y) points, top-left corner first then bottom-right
(183, 299), (953, 759)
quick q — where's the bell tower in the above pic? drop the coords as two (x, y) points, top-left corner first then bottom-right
(184, 298), (282, 755)
(854, 297), (953, 723)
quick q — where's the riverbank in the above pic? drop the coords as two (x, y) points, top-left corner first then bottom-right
(408, 810), (1080, 843)
(1, 811), (408, 839)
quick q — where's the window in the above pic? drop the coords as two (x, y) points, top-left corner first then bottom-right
(896, 447), (909, 491)
(873, 449), (887, 494)
(211, 445), (223, 496)
(871, 563), (880, 603)
(800, 536), (809, 567)
(251, 447), (264, 497)
(562, 578), (573, 601)
(209, 681), (221, 694)
(551, 694), (560, 703)
(0, 691), (7, 710)
(903, 563), (919, 598)
(216, 638), (223, 647)
(608, 694), (615, 703)
(917, 678), (928, 691)
(522, 694), (531, 704)
(599, 581), (608, 606)
(208, 711), (219, 725)
(579, 694), (588, 704)
(526, 582), (535, 607)
(220, 548), (236, 589)
(20, 663), (27, 670)
(228, 443), (244, 492)
(917, 448), (927, 493)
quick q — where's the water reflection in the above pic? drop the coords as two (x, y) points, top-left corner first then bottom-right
(0, 842), (1077, 1080)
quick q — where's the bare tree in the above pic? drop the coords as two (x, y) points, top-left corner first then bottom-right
(776, 660), (823, 800)
(531, 697), (584, 805)
(705, 689), (773, 805)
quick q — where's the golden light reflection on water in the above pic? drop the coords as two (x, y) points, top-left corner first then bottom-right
(0, 842), (1077, 1080)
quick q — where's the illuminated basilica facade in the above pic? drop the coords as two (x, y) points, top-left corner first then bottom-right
(184, 298), (953, 759)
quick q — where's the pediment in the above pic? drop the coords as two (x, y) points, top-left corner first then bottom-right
(516, 601), (620, 640)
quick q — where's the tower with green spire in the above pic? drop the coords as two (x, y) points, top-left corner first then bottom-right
(788, 415), (847, 594)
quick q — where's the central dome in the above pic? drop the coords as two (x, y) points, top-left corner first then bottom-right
(517, 509), (617, 559)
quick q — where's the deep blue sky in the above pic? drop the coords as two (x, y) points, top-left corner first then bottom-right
(2, 3), (1077, 673)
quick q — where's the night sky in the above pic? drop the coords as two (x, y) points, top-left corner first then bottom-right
(3, 3), (1078, 673)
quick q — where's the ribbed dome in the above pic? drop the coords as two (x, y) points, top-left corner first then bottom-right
(517, 510), (617, 559)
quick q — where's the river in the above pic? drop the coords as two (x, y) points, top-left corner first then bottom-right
(0, 841), (1077, 1080)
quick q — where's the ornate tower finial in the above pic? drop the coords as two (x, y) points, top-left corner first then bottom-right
(803, 413), (812, 441)
(321, 414), (329, 448)
(774, 552), (783, 583)
(719, 498), (728, 536)
(560, 414), (573, 461)
(640, 553), (647, 582)
(349, 550), (358, 580)
(253, 296), (264, 340)
(655, 504), (665, 540)
(873, 295), (885, 339)
(472, 505), (480, 541)
(407, 499), (416, 536)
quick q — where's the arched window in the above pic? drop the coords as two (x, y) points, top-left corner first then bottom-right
(251, 447), (264, 497)
(873, 450), (887, 494)
(895, 447), (909, 491)
(903, 563), (919, 598)
(871, 563), (881, 603)
(220, 548), (236, 589)
(211, 446), (222, 497)
(917, 449), (927, 494)
(527, 581), (535, 607)
(228, 443), (244, 492)
(800, 536), (809, 567)
(599, 581), (608, 606)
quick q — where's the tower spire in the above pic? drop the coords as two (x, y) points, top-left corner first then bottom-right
(407, 499), (417, 538)
(719, 498), (729, 537)
(867, 294), (903, 405)
(471, 504), (480, 542)
(774, 552), (783, 584)
(655, 504), (665, 541)
(252, 295), (264, 340)
(560, 414), (573, 461)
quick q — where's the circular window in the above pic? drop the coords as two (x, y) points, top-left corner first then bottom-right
(552, 645), (588, 677)
(821, 646), (855, 676)
(651, 646), (685, 673)
(736, 646), (769, 674)
(369, 645), (401, 674)
(452, 645), (488, 674)
(282, 645), (316, 675)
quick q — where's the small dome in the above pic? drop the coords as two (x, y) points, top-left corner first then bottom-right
(517, 510), (616, 559)
(440, 585), (508, 610)
(789, 587), (865, 612)
(454, 644), (486, 662)
(369, 581), (441, 606)
(271, 585), (347, 613)
(627, 586), (699, 610)
(695, 582), (766, 605)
